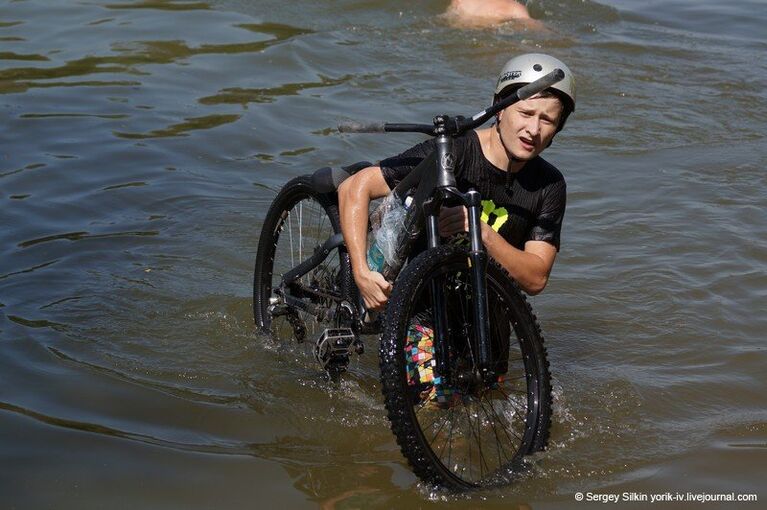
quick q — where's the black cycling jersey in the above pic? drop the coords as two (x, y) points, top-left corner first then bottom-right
(379, 130), (567, 251)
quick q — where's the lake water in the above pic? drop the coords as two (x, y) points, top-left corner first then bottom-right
(1, 0), (765, 508)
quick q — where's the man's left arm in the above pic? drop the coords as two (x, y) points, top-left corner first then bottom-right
(437, 207), (557, 294)
(438, 173), (564, 294)
(482, 231), (557, 295)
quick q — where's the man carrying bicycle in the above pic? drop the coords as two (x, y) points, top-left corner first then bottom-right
(338, 53), (575, 312)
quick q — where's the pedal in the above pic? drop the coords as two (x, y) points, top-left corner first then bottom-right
(314, 328), (360, 372)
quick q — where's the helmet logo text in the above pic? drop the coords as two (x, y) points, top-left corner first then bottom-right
(498, 70), (522, 85)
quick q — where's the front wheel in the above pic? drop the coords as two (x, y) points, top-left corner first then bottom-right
(379, 244), (552, 489)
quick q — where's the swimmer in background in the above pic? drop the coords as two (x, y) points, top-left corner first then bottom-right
(445, 0), (542, 29)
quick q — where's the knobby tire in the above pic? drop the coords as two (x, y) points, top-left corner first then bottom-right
(378, 244), (552, 489)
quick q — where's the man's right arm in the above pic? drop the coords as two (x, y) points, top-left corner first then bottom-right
(337, 166), (393, 310)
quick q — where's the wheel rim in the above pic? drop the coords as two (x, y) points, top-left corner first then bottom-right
(401, 261), (538, 486)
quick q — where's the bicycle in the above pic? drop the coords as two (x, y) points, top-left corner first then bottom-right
(253, 69), (564, 489)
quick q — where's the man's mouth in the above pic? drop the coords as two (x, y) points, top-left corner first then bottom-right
(520, 137), (535, 150)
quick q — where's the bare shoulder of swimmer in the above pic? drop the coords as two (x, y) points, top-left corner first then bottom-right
(445, 0), (544, 29)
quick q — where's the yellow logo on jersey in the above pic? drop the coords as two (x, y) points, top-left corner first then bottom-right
(481, 200), (509, 232)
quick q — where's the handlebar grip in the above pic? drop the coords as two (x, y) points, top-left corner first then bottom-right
(516, 68), (565, 101)
(337, 121), (386, 133)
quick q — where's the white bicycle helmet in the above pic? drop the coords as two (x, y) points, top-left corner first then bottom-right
(495, 53), (576, 130)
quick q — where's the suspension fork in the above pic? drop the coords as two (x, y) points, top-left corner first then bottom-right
(464, 190), (493, 383)
(424, 204), (451, 386)
(424, 188), (493, 385)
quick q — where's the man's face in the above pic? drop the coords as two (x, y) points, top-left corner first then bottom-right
(496, 94), (563, 161)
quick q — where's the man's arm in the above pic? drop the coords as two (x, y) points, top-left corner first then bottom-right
(337, 166), (394, 310)
(437, 206), (557, 295)
(483, 229), (557, 295)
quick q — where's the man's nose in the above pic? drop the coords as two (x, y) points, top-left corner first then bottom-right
(526, 116), (541, 137)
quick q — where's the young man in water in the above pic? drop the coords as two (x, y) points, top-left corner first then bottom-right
(338, 53), (575, 311)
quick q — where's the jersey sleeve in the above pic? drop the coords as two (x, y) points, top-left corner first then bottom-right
(528, 178), (566, 251)
(378, 138), (436, 190)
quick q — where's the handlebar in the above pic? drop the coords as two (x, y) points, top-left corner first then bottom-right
(337, 121), (435, 135)
(337, 121), (385, 133)
(338, 68), (565, 136)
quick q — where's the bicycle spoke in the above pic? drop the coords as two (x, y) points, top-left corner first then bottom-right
(476, 393), (512, 469)
(298, 201), (303, 268)
(446, 407), (456, 471)
(435, 407), (457, 459)
(287, 211), (294, 271)
(475, 401), (493, 478)
(493, 383), (528, 421)
(480, 390), (522, 456)
(427, 410), (453, 446)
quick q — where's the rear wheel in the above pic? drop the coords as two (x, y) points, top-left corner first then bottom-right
(253, 176), (353, 368)
(379, 244), (552, 489)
